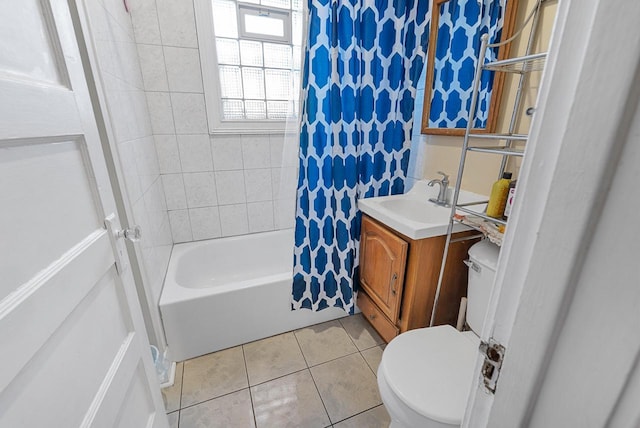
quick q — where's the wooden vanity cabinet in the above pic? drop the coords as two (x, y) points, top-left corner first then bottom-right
(357, 214), (479, 343)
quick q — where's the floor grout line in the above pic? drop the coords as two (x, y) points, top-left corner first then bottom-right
(177, 362), (184, 427)
(338, 317), (359, 350)
(249, 366), (309, 388)
(293, 329), (333, 425)
(306, 358), (334, 426)
(178, 386), (250, 412)
(241, 345), (259, 428)
(330, 403), (385, 426)
(174, 313), (388, 426)
(292, 329), (311, 368)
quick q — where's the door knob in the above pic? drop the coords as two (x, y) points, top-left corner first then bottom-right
(116, 225), (142, 242)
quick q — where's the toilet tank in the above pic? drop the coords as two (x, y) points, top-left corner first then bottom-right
(466, 240), (500, 334)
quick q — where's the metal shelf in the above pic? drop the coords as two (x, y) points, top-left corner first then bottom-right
(456, 206), (507, 226)
(467, 146), (525, 156)
(456, 200), (489, 208)
(453, 215), (504, 247)
(483, 52), (547, 73)
(468, 133), (528, 141)
(430, 5), (548, 327)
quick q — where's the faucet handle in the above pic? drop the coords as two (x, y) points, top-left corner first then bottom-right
(436, 171), (449, 181)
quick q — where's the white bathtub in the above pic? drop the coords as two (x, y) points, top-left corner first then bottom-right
(159, 229), (346, 361)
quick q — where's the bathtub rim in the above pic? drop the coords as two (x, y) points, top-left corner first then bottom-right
(160, 229), (294, 305)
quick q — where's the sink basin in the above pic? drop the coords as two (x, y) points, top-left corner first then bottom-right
(358, 180), (487, 240)
(377, 199), (450, 224)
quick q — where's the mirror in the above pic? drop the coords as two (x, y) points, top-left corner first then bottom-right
(421, 0), (519, 135)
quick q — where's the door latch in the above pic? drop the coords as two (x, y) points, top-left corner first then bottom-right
(116, 225), (142, 242)
(104, 214), (129, 274)
(479, 339), (505, 394)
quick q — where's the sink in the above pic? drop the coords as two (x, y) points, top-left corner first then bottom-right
(358, 180), (488, 240)
(377, 199), (450, 224)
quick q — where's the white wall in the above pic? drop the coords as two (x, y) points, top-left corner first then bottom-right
(129, 0), (297, 243)
(82, 0), (172, 345)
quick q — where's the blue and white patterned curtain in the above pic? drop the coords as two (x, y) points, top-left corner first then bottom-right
(292, 0), (430, 314)
(429, 0), (506, 128)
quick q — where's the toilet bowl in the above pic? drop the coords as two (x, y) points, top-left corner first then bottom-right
(377, 240), (499, 427)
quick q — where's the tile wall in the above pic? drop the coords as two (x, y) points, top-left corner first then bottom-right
(130, 0), (298, 243)
(84, 0), (172, 345)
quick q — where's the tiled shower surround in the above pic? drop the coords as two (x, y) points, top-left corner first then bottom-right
(159, 133), (297, 242)
(85, 0), (172, 345)
(129, 0), (297, 243)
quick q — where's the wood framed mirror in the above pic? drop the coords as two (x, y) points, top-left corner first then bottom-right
(421, 0), (519, 135)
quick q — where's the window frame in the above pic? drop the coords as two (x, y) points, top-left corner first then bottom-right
(194, 0), (300, 134)
(238, 4), (292, 43)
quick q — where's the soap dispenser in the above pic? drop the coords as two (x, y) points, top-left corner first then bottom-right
(486, 172), (512, 218)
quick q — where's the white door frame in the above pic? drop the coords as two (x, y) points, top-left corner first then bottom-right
(69, 0), (169, 354)
(463, 0), (640, 425)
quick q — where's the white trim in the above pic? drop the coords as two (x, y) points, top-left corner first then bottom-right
(238, 4), (292, 44)
(194, 0), (293, 134)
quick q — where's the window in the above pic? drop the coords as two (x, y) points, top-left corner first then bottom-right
(195, 0), (304, 133)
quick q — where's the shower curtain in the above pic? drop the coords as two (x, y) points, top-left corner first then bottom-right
(291, 0), (430, 314)
(292, 0), (508, 314)
(428, 0), (507, 128)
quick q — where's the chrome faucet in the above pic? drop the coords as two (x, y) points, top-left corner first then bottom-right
(427, 171), (450, 206)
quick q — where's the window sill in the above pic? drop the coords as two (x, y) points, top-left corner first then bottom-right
(208, 120), (297, 135)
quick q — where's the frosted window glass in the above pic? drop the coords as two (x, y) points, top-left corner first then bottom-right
(245, 100), (267, 119)
(267, 100), (291, 119)
(293, 46), (302, 69)
(219, 66), (243, 98)
(212, 0), (238, 38)
(240, 40), (263, 66)
(292, 12), (303, 45)
(209, 0), (303, 122)
(292, 71), (300, 100)
(223, 100), (245, 119)
(244, 15), (284, 37)
(265, 69), (291, 99)
(261, 0), (291, 9)
(264, 43), (292, 69)
(216, 38), (240, 65)
(242, 67), (265, 99)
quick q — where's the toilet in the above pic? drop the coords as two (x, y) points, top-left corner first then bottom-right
(377, 240), (500, 427)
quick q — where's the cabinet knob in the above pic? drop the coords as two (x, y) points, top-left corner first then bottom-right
(369, 313), (377, 320)
(390, 273), (398, 295)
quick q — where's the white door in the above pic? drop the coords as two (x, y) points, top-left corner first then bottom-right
(0, 1), (169, 427)
(463, 0), (640, 426)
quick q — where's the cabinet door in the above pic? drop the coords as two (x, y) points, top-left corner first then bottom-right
(359, 216), (408, 321)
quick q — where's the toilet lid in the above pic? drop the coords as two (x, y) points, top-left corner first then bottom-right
(379, 325), (479, 425)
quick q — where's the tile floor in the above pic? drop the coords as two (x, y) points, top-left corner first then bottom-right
(162, 314), (391, 428)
